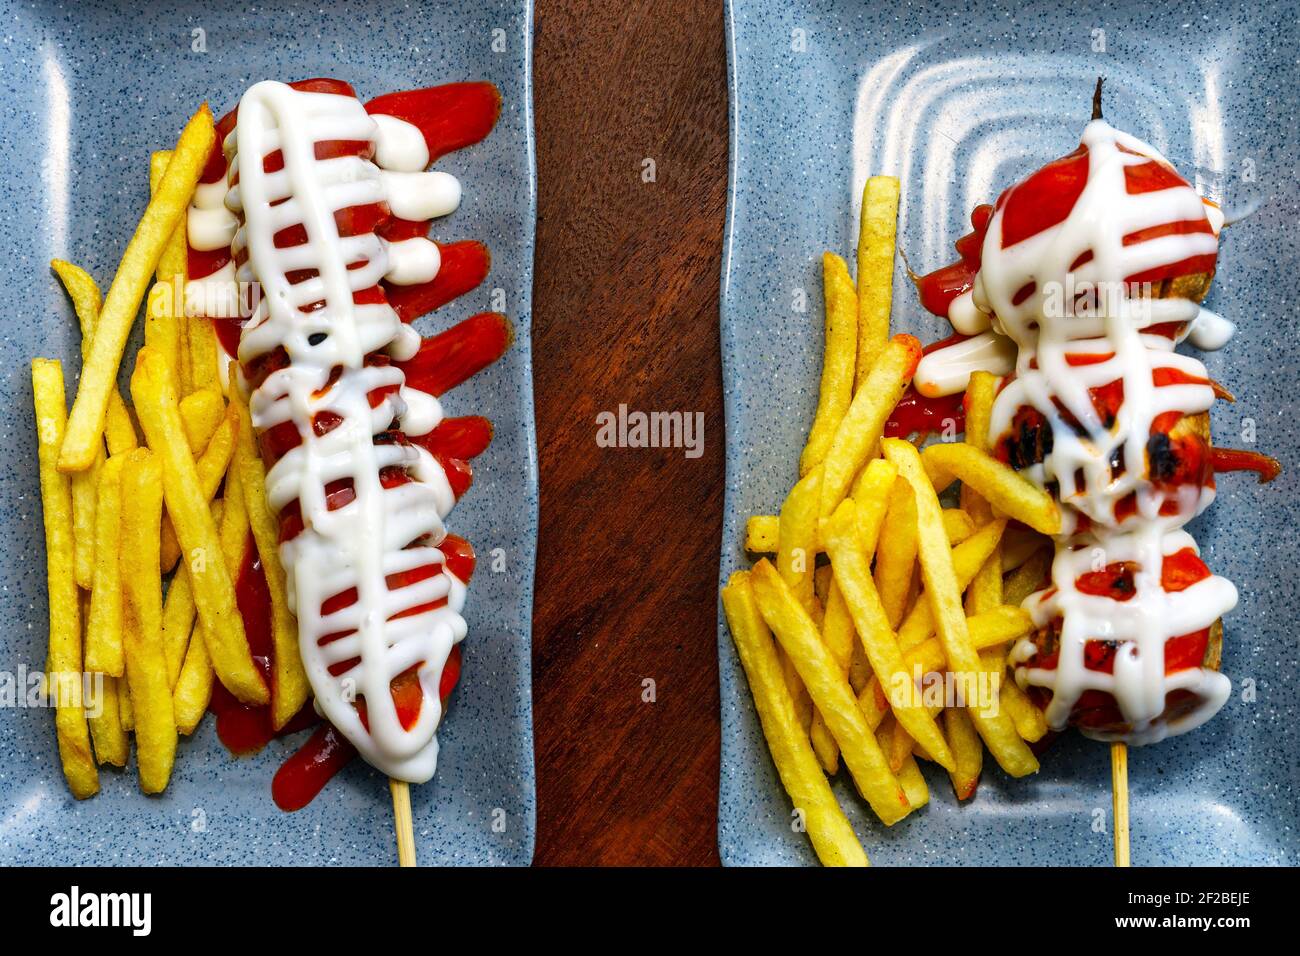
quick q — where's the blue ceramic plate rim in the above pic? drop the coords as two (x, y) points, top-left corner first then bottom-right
(0, 0), (537, 866)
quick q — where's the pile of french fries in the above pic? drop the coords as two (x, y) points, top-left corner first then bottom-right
(722, 176), (1066, 866)
(31, 103), (307, 800)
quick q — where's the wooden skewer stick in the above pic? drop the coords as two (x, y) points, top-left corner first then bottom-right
(391, 778), (417, 867)
(1111, 742), (1130, 867)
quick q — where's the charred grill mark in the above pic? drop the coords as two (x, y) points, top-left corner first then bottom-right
(1146, 431), (1178, 484)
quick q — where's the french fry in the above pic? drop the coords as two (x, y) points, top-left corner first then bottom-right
(104, 401), (139, 455)
(820, 334), (920, 522)
(31, 359), (98, 799)
(921, 441), (1061, 536)
(824, 500), (956, 772)
(750, 560), (911, 824)
(855, 176), (901, 384)
(883, 438), (1038, 778)
(117, 669), (134, 731)
(87, 674), (128, 767)
(942, 509), (975, 545)
(84, 455), (126, 676)
(50, 261), (134, 443)
(52, 259), (108, 589)
(172, 501), (222, 734)
(944, 706), (983, 800)
(179, 388), (225, 453)
(855, 605), (1036, 729)
(777, 468), (821, 612)
(130, 347), (267, 705)
(148, 150), (186, 387)
(897, 518), (1007, 651)
(896, 752), (929, 808)
(173, 621), (214, 735)
(119, 449), (176, 793)
(722, 571), (868, 866)
(160, 400), (240, 570)
(59, 105), (214, 472)
(161, 559), (196, 689)
(1002, 676), (1050, 742)
(745, 514), (780, 552)
(960, 371), (1006, 618)
(874, 479), (917, 628)
(233, 387), (309, 729)
(905, 605), (1035, 676)
(849, 457), (895, 554)
(801, 253), (858, 475)
(963, 370), (999, 457)
(775, 467), (834, 758)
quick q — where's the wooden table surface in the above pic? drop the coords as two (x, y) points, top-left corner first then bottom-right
(530, 1), (729, 865)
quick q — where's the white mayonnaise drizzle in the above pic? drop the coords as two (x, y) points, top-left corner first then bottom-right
(946, 120), (1236, 744)
(225, 80), (466, 781)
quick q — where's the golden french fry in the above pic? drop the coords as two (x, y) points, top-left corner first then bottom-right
(810, 711), (839, 774)
(904, 604), (1036, 678)
(874, 478), (917, 628)
(745, 514), (779, 552)
(777, 467), (821, 612)
(801, 253), (858, 475)
(959, 371), (1006, 617)
(171, 501), (222, 734)
(944, 706), (983, 800)
(160, 400), (240, 570)
(897, 518), (1007, 651)
(52, 260), (138, 457)
(59, 105), (214, 472)
(921, 441), (1061, 536)
(1002, 677), (1049, 742)
(963, 370), (999, 457)
(119, 449), (176, 793)
(857, 604), (1038, 728)
(942, 509), (976, 545)
(750, 559), (911, 824)
(161, 559), (196, 689)
(233, 388), (308, 729)
(173, 620), (214, 735)
(53, 259), (106, 588)
(849, 457), (895, 556)
(855, 176), (900, 384)
(887, 719), (914, 772)
(84, 456), (126, 676)
(87, 673), (128, 767)
(117, 669), (134, 731)
(895, 752), (929, 808)
(148, 150), (186, 387)
(820, 335), (920, 522)
(130, 347), (267, 705)
(104, 401), (139, 455)
(721, 571), (869, 866)
(179, 388), (225, 454)
(883, 438), (1038, 778)
(824, 500), (956, 772)
(32, 359), (98, 799)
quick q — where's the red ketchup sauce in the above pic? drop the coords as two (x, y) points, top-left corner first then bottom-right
(1024, 549), (1216, 731)
(190, 77), (508, 810)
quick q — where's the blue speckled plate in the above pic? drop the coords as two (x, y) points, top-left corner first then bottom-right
(720, 0), (1299, 866)
(0, 0), (536, 866)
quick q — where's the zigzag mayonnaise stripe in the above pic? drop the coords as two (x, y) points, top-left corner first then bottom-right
(227, 80), (465, 781)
